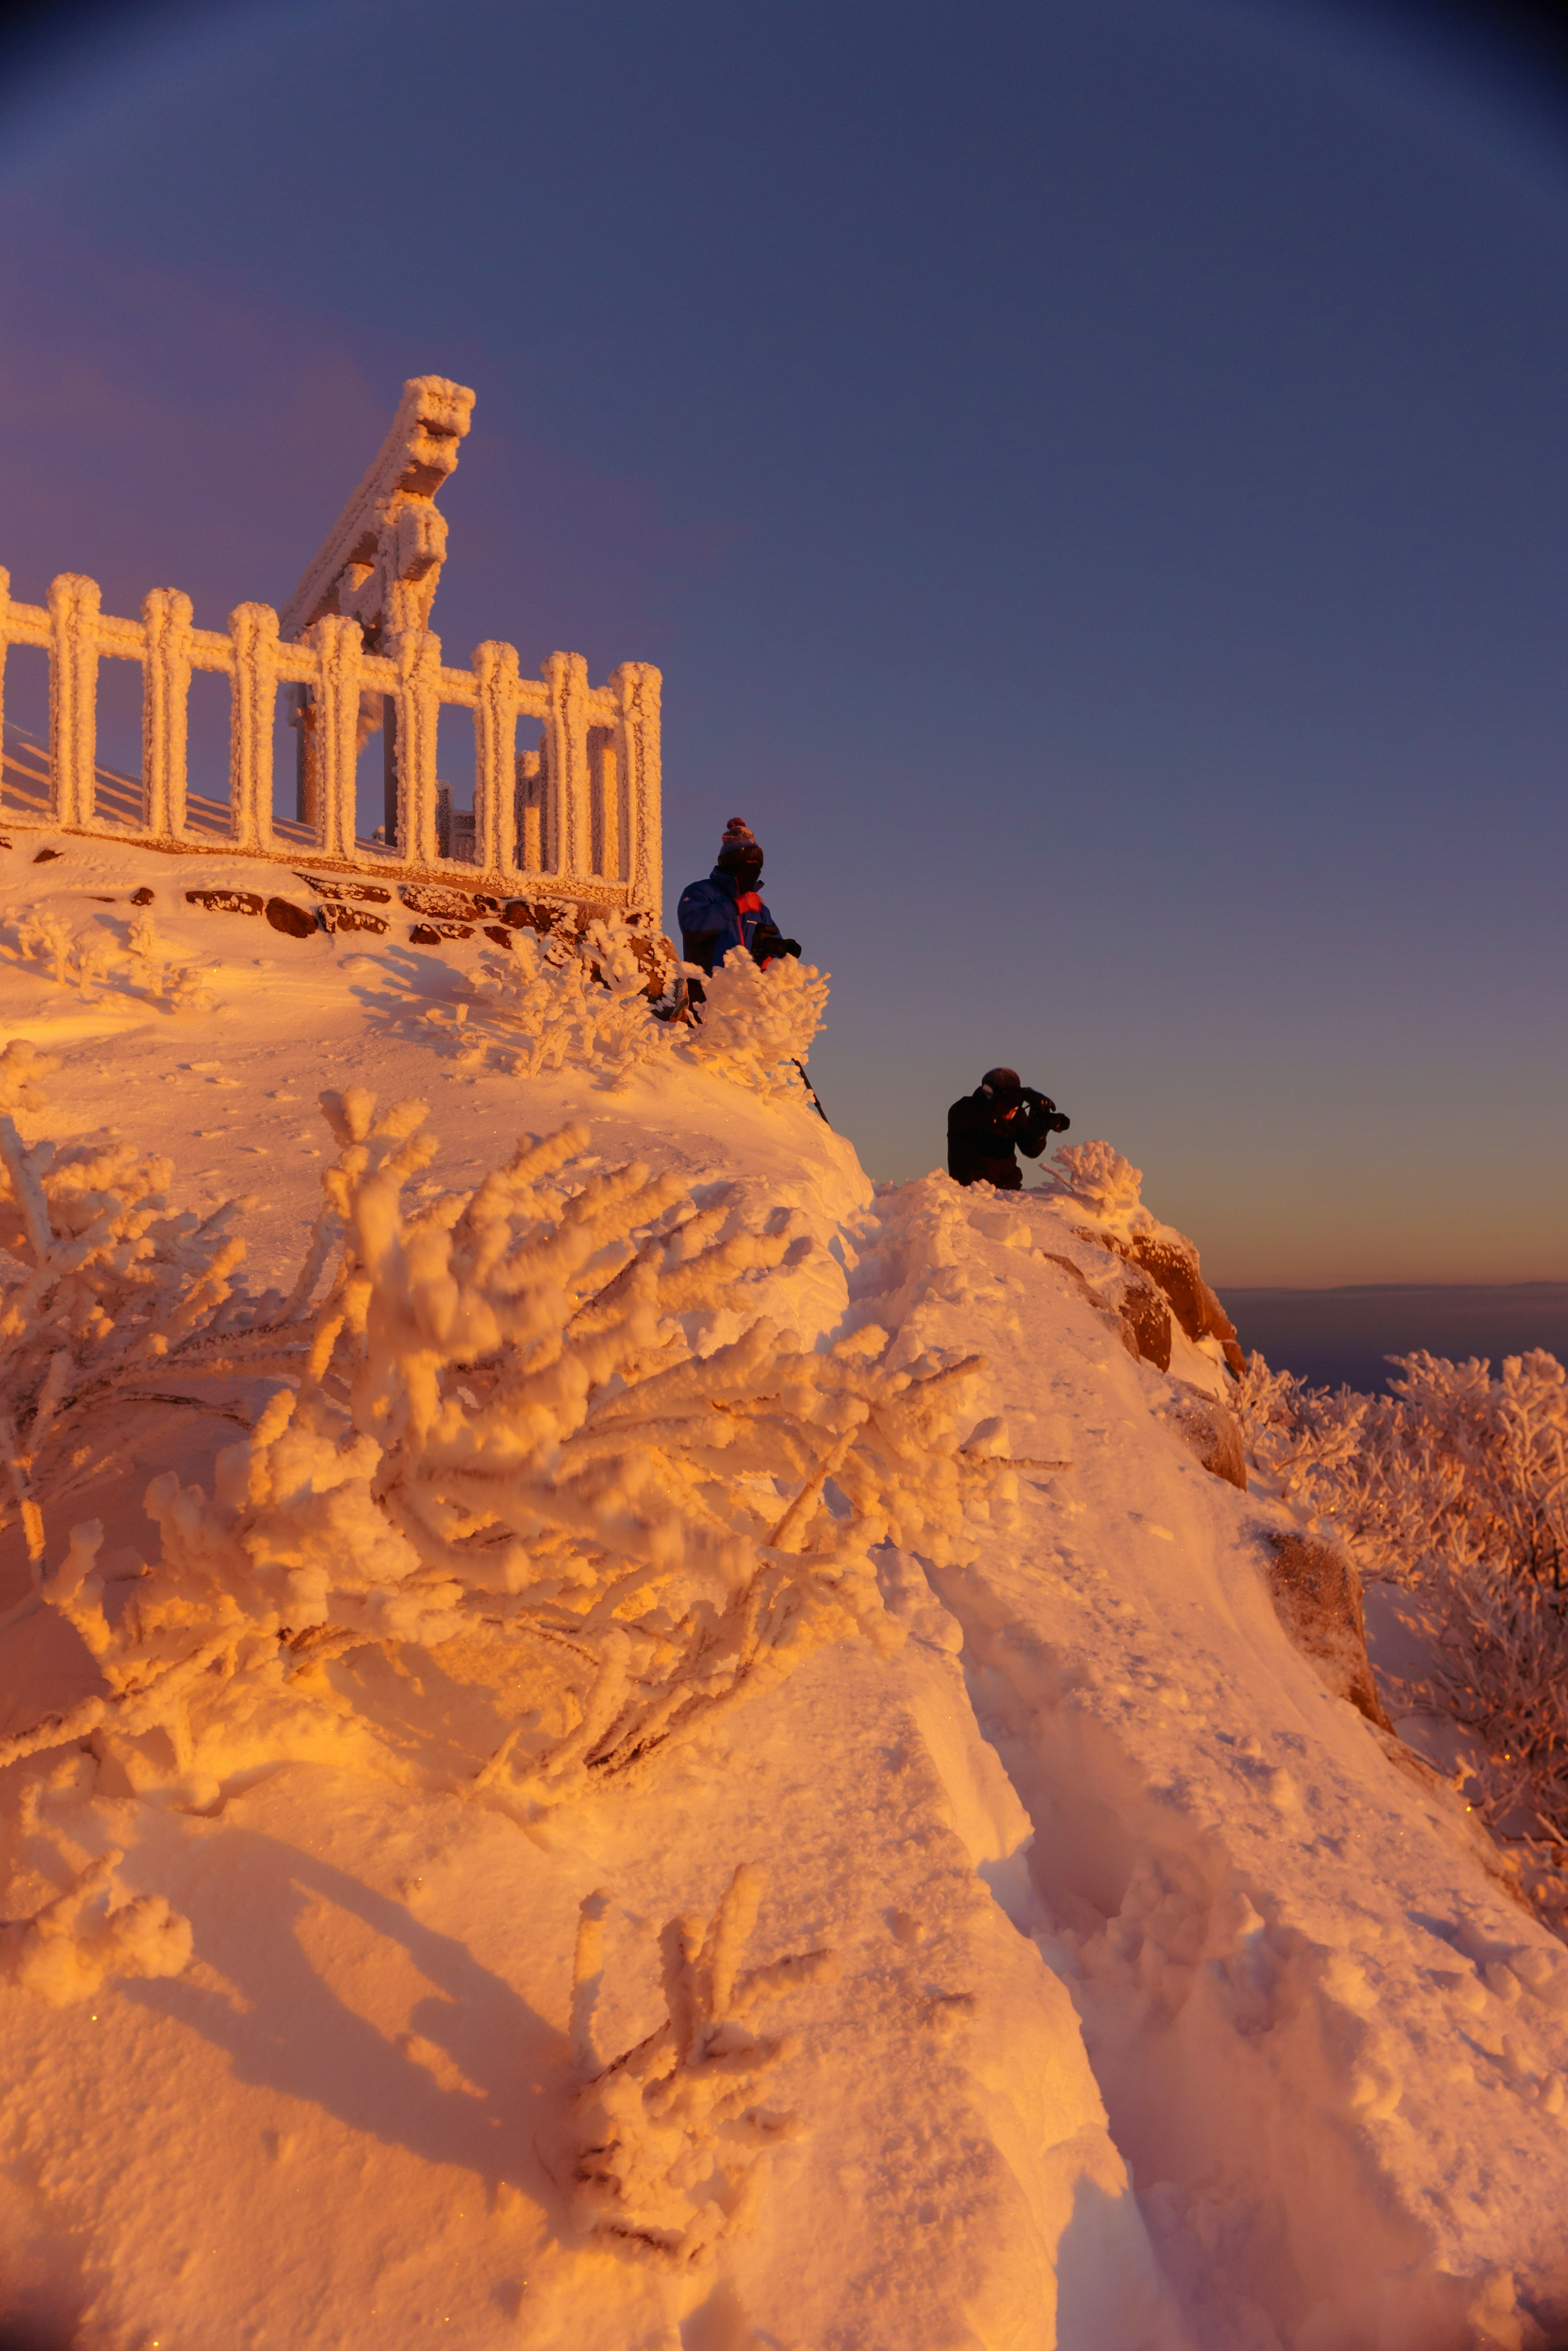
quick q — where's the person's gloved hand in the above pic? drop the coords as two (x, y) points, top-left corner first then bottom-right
(1020, 1087), (1070, 1135)
(749, 929), (801, 964)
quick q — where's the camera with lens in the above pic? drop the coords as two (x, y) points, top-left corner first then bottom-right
(1020, 1085), (1071, 1135)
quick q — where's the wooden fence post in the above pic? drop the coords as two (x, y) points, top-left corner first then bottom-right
(611, 660), (663, 916)
(48, 574), (100, 832)
(392, 627), (441, 867)
(472, 639), (519, 877)
(228, 602), (278, 851)
(142, 587), (194, 839)
(312, 614), (363, 859)
(543, 649), (590, 876)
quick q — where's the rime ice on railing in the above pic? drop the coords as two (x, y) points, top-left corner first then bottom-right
(0, 377), (662, 916)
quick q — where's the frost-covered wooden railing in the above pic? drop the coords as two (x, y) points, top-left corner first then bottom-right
(0, 565), (662, 915)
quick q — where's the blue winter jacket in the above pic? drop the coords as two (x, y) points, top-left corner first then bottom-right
(677, 868), (776, 973)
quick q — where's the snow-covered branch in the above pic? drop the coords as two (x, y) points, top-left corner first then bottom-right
(681, 949), (828, 1099)
(572, 1863), (835, 2262)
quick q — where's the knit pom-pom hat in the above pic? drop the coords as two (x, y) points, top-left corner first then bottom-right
(719, 816), (760, 859)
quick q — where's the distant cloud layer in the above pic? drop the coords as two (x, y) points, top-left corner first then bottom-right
(1221, 1280), (1568, 1390)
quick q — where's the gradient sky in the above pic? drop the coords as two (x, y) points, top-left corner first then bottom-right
(0, 0), (1564, 1284)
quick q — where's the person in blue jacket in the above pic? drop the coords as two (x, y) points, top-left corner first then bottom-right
(677, 817), (800, 987)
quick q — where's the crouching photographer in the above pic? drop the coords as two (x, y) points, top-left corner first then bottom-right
(947, 1066), (1070, 1190)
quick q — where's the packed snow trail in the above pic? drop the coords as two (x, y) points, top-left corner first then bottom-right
(0, 833), (1564, 2350)
(851, 1178), (1568, 2351)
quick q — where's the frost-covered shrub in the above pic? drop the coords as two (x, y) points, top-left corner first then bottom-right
(472, 926), (588, 1075)
(1049, 1140), (1144, 1218)
(0, 1039), (323, 1598)
(73, 933), (119, 1002)
(682, 949), (828, 1099)
(578, 917), (667, 1075)
(1390, 1350), (1568, 1588)
(571, 1863), (834, 2263)
(13, 914), (120, 1003)
(431, 919), (823, 1096)
(8, 910), (212, 1011)
(2, 1093), (1005, 1805)
(1232, 1356), (1372, 1526)
(472, 914), (663, 1079)
(1234, 1345), (1568, 1883)
(1439, 1561), (1568, 1861)
(125, 911), (213, 1008)
(1236, 1349), (1568, 1596)
(15, 911), (76, 988)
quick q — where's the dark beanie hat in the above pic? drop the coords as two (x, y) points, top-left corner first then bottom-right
(719, 816), (761, 861)
(982, 1066), (1022, 1096)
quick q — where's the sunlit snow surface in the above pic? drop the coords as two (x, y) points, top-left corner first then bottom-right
(0, 833), (1565, 2351)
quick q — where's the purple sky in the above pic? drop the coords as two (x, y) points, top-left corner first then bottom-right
(1, 0), (1565, 1284)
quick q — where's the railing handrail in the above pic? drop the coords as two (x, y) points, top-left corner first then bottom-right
(0, 565), (662, 916)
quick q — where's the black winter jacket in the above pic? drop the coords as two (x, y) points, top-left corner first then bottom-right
(947, 1086), (1058, 1189)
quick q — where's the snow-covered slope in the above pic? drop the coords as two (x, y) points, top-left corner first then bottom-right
(0, 832), (1564, 2351)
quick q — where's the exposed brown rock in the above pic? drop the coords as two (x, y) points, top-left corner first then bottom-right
(33, 847), (61, 863)
(1163, 1381), (1247, 1490)
(409, 920), (472, 944)
(1034, 1251), (1140, 1361)
(264, 897), (318, 938)
(186, 888), (264, 917)
(499, 893), (572, 934)
(130, 887), (154, 906)
(401, 882), (503, 921)
(1076, 1227), (1246, 1376)
(1264, 1532), (1392, 1730)
(1131, 1236), (1246, 1374)
(1117, 1276), (1172, 1372)
(316, 901), (388, 936)
(1032, 1247), (1172, 1370)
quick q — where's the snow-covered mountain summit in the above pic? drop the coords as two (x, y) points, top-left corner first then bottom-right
(0, 833), (1564, 2351)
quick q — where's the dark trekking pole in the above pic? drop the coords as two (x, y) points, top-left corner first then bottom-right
(791, 1061), (830, 1124)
